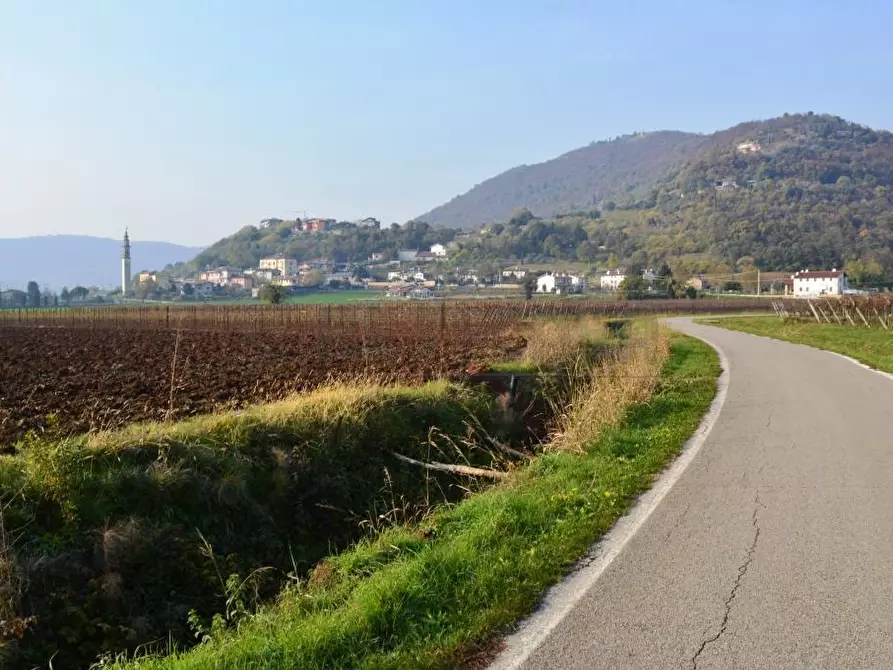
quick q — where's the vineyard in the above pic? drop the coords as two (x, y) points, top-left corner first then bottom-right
(0, 300), (768, 446)
(772, 296), (893, 329)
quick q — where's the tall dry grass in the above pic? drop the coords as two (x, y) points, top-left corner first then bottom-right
(522, 316), (608, 369)
(550, 321), (671, 453)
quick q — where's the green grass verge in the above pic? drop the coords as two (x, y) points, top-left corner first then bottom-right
(2, 382), (507, 670)
(700, 316), (893, 373)
(117, 335), (719, 670)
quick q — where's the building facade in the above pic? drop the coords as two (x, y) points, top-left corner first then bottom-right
(259, 256), (299, 277)
(792, 269), (847, 297)
(600, 269), (627, 291)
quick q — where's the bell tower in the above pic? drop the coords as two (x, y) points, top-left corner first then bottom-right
(121, 229), (132, 297)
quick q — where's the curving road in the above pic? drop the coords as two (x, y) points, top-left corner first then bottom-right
(492, 318), (893, 670)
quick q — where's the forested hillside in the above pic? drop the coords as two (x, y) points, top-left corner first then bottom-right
(445, 113), (893, 281)
(177, 220), (455, 275)
(418, 131), (707, 228)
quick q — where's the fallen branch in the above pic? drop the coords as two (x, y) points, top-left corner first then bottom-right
(491, 440), (535, 461)
(390, 452), (508, 480)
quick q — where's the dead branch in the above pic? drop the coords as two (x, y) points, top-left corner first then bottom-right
(390, 452), (508, 480)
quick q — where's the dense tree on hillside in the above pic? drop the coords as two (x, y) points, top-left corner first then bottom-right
(177, 220), (457, 276)
(26, 281), (41, 307)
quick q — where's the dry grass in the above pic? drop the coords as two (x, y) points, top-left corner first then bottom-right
(550, 321), (671, 452)
(83, 374), (435, 453)
(521, 316), (607, 369)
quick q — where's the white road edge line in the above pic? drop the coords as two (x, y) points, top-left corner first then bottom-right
(489, 327), (730, 670)
(826, 351), (893, 383)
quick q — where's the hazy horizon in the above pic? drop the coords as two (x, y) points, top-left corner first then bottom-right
(2, 0), (892, 246)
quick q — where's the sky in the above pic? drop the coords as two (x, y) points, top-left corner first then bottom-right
(1, 0), (892, 246)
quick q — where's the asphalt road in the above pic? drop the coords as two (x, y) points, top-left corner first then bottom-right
(499, 319), (893, 670)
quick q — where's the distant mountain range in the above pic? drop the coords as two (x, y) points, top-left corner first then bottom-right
(0, 236), (204, 290)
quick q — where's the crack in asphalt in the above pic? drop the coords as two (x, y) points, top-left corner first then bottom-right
(664, 502), (692, 541)
(690, 495), (763, 670)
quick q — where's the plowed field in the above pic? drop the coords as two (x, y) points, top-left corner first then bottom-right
(0, 327), (522, 447)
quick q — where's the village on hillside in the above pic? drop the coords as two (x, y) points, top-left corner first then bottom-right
(126, 218), (857, 302)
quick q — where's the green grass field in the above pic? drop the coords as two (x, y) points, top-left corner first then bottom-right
(114, 334), (719, 670)
(700, 316), (893, 373)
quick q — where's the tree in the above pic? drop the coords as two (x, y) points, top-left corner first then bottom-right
(182, 283), (195, 298)
(509, 207), (536, 227)
(260, 283), (286, 304)
(70, 286), (90, 301)
(300, 270), (325, 288)
(523, 275), (537, 300)
(26, 281), (41, 307)
(60, 287), (70, 304)
(844, 258), (884, 287)
(619, 275), (648, 300)
(723, 281), (742, 292)
(576, 241), (597, 263)
(133, 279), (157, 301)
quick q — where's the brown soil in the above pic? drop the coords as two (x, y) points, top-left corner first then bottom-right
(0, 327), (520, 447)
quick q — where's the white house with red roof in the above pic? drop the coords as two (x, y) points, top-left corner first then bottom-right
(792, 269), (848, 297)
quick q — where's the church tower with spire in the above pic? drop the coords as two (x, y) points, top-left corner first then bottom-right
(121, 229), (132, 297)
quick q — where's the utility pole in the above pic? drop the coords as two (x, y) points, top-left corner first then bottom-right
(757, 269), (761, 296)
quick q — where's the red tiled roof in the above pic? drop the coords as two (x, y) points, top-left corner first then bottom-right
(793, 271), (844, 279)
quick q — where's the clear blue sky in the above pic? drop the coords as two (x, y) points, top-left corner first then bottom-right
(1, 0), (891, 246)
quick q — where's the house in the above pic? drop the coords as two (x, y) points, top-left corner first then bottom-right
(247, 268), (279, 283)
(715, 178), (738, 191)
(387, 285), (435, 300)
(792, 269), (848, 297)
(600, 269), (627, 291)
(199, 267), (242, 285)
(387, 272), (409, 282)
(259, 256), (299, 277)
(369, 253), (385, 262)
(501, 268), (528, 281)
(326, 271), (352, 284)
(398, 250), (436, 263)
(537, 273), (575, 294)
(301, 218), (336, 232)
(139, 271), (159, 284)
(358, 217), (381, 229)
(430, 243), (447, 258)
(229, 276), (254, 290)
(686, 276), (711, 291)
(189, 282), (215, 298)
(736, 141), (762, 153)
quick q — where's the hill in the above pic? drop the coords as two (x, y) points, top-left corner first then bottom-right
(0, 236), (204, 290)
(176, 220), (455, 276)
(446, 114), (893, 281)
(419, 131), (708, 228)
(184, 113), (893, 283)
(417, 113), (893, 234)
